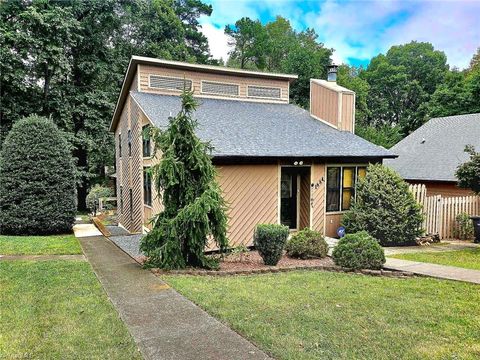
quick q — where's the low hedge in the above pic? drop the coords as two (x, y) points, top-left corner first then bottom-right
(254, 224), (289, 266)
(332, 231), (385, 270)
(286, 228), (328, 259)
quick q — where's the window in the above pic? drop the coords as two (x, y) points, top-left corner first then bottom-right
(248, 86), (281, 99)
(142, 125), (151, 157)
(143, 168), (152, 206)
(201, 81), (239, 96)
(118, 134), (122, 158)
(326, 165), (367, 212)
(127, 129), (132, 157)
(326, 167), (341, 212)
(119, 186), (123, 213)
(149, 75), (192, 91)
(129, 189), (133, 221)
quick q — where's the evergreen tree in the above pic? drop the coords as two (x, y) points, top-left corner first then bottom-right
(140, 91), (228, 269)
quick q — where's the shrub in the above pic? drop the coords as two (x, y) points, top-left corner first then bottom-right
(86, 185), (114, 213)
(0, 115), (76, 235)
(332, 231), (386, 270)
(342, 164), (423, 246)
(254, 224), (289, 265)
(286, 228), (328, 259)
(454, 212), (474, 240)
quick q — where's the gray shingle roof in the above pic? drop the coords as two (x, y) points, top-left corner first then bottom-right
(131, 91), (394, 159)
(385, 113), (480, 182)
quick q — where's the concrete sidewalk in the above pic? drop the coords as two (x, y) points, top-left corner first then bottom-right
(77, 235), (269, 360)
(384, 258), (480, 284)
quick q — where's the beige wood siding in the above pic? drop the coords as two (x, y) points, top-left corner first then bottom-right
(310, 80), (355, 133)
(340, 93), (354, 132)
(299, 174), (311, 230)
(217, 164), (279, 247)
(115, 95), (144, 233)
(311, 163), (326, 233)
(310, 82), (338, 127)
(138, 64), (289, 103)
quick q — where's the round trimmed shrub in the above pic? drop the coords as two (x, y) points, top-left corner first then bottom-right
(286, 228), (328, 259)
(86, 184), (114, 213)
(0, 115), (76, 235)
(254, 224), (289, 266)
(342, 164), (423, 246)
(332, 231), (386, 270)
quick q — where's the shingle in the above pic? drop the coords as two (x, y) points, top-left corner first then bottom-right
(385, 113), (480, 181)
(131, 91), (394, 159)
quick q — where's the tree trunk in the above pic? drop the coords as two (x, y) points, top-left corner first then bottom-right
(75, 146), (88, 211)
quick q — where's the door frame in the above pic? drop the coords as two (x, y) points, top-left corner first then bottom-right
(279, 165), (312, 231)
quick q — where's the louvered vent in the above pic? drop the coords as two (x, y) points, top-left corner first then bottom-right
(248, 86), (281, 99)
(149, 75), (192, 91)
(202, 81), (239, 96)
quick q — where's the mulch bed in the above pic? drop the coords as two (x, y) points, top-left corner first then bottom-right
(150, 250), (415, 278)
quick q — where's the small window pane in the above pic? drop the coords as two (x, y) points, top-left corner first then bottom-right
(342, 189), (353, 210)
(142, 125), (151, 157)
(343, 167), (354, 187)
(326, 167), (340, 212)
(357, 167), (366, 179)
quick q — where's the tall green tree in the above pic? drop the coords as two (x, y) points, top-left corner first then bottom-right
(225, 17), (268, 69)
(224, 17), (331, 108)
(140, 91), (228, 269)
(361, 41), (448, 136)
(0, 0), (214, 209)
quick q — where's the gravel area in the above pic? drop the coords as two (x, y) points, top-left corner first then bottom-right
(106, 225), (130, 236)
(109, 234), (144, 259)
(219, 251), (334, 271)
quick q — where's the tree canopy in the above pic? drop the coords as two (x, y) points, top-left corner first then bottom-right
(0, 0), (213, 209)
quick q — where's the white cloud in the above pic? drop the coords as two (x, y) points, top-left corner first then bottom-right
(200, 0), (480, 69)
(199, 19), (232, 62)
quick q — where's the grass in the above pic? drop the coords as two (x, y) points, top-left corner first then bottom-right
(0, 234), (82, 255)
(0, 260), (141, 359)
(390, 247), (480, 270)
(166, 271), (480, 360)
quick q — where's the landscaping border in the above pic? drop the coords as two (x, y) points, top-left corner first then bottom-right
(152, 264), (416, 278)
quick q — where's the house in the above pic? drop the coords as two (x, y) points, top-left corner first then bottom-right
(110, 56), (394, 245)
(385, 113), (480, 197)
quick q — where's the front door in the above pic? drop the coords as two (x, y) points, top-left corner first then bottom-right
(280, 168), (298, 229)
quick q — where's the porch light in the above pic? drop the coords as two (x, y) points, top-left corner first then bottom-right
(327, 64), (338, 82)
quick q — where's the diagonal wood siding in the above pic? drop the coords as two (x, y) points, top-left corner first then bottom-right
(216, 164), (279, 247)
(299, 173), (311, 230)
(311, 163), (326, 233)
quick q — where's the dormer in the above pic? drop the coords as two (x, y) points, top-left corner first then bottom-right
(129, 56), (297, 104)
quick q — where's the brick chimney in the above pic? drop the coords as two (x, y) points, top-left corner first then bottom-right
(309, 65), (355, 132)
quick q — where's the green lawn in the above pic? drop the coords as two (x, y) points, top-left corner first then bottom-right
(166, 271), (480, 360)
(0, 260), (141, 359)
(0, 234), (81, 255)
(390, 247), (480, 270)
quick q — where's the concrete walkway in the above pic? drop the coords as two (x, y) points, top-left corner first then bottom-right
(384, 258), (480, 284)
(77, 235), (269, 360)
(73, 223), (102, 237)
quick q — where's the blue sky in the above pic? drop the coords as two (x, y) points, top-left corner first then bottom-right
(199, 0), (480, 69)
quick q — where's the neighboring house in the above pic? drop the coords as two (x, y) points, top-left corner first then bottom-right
(110, 56), (394, 245)
(385, 113), (480, 197)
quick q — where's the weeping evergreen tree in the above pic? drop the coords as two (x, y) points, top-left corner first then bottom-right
(140, 90), (228, 269)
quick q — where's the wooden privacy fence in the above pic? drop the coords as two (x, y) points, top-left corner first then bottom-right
(409, 184), (480, 239)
